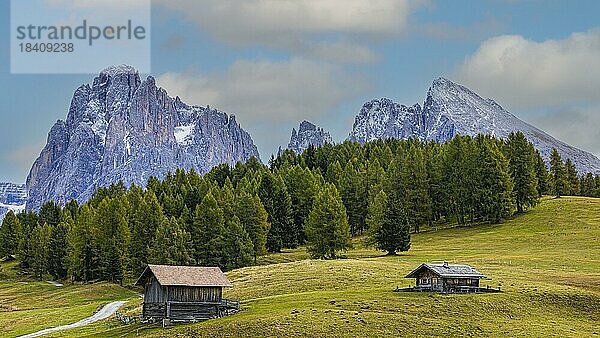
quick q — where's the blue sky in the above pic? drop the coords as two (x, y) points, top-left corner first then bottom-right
(1, 0), (600, 183)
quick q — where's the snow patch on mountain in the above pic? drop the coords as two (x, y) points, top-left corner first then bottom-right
(174, 124), (195, 145)
(0, 183), (27, 222)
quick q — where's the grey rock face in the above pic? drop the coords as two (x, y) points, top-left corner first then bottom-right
(288, 120), (333, 154)
(0, 182), (27, 222)
(26, 65), (260, 210)
(349, 77), (600, 175)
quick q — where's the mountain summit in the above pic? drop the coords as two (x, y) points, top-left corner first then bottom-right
(349, 77), (600, 175)
(26, 65), (259, 210)
(288, 120), (333, 153)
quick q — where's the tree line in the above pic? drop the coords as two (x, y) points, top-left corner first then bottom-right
(1, 131), (599, 283)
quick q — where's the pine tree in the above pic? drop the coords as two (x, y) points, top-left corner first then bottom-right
(325, 161), (343, 186)
(192, 192), (226, 267)
(550, 148), (567, 197)
(148, 217), (195, 266)
(48, 216), (71, 279)
(30, 223), (52, 279)
(234, 192), (270, 262)
(259, 172), (293, 252)
(67, 204), (96, 282)
(366, 190), (387, 248)
(281, 165), (317, 244)
(95, 197), (130, 283)
(39, 201), (62, 227)
(399, 143), (432, 232)
(223, 216), (254, 270)
(580, 173), (596, 197)
(505, 132), (538, 213)
(304, 183), (351, 259)
(564, 159), (580, 195)
(474, 136), (515, 222)
(129, 190), (163, 276)
(534, 150), (550, 197)
(340, 160), (364, 236)
(379, 158), (411, 255)
(0, 211), (22, 257)
(17, 211), (38, 270)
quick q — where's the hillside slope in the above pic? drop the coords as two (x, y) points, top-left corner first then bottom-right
(52, 196), (600, 338)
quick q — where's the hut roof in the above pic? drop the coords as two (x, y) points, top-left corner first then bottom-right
(135, 265), (233, 287)
(405, 262), (489, 279)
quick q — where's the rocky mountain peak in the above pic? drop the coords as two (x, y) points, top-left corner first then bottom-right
(349, 77), (600, 175)
(288, 120), (332, 154)
(26, 65), (260, 210)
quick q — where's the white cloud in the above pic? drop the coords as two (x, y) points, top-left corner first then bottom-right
(457, 29), (600, 110)
(155, 0), (419, 63)
(157, 58), (370, 155)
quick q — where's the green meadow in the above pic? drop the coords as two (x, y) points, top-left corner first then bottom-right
(1, 196), (599, 337)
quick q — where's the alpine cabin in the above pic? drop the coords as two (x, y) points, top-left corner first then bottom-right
(135, 265), (239, 322)
(404, 262), (492, 293)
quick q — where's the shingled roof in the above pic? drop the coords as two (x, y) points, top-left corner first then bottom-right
(135, 265), (233, 287)
(405, 262), (488, 279)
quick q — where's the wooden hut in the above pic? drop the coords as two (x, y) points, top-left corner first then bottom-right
(135, 265), (239, 322)
(404, 262), (490, 293)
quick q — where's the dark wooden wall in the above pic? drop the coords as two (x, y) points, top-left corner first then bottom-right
(168, 286), (222, 303)
(142, 275), (226, 320)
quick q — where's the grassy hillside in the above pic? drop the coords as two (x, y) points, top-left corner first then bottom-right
(0, 261), (137, 337)
(3, 196), (600, 337)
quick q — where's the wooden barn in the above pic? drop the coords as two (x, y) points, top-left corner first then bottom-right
(135, 265), (239, 322)
(404, 262), (493, 293)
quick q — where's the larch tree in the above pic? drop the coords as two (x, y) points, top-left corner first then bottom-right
(505, 132), (538, 213)
(304, 183), (351, 259)
(0, 211), (22, 257)
(550, 148), (567, 197)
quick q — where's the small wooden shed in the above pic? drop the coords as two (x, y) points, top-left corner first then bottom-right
(135, 265), (239, 321)
(404, 262), (490, 293)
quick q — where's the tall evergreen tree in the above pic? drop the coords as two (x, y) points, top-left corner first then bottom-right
(67, 204), (96, 282)
(379, 158), (411, 255)
(474, 136), (515, 222)
(48, 217), (71, 279)
(504, 132), (538, 213)
(148, 217), (195, 266)
(550, 148), (567, 197)
(234, 192), (270, 262)
(304, 183), (351, 259)
(399, 143), (432, 232)
(365, 190), (387, 248)
(192, 192), (226, 267)
(534, 150), (550, 197)
(258, 172), (293, 252)
(95, 197), (130, 283)
(282, 165), (317, 244)
(129, 190), (163, 275)
(223, 216), (254, 270)
(0, 211), (22, 257)
(564, 159), (580, 195)
(30, 223), (52, 279)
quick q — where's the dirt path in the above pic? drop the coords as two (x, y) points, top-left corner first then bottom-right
(18, 301), (127, 338)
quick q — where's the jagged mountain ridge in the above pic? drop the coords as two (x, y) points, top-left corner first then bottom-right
(26, 65), (259, 210)
(288, 120), (333, 153)
(0, 182), (27, 222)
(349, 77), (600, 175)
